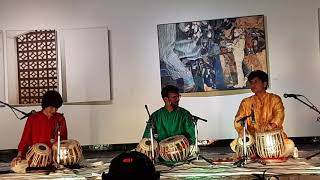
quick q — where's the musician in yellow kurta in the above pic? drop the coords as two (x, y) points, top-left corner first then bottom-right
(230, 70), (295, 158)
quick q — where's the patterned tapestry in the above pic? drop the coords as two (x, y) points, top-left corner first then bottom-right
(16, 30), (58, 104)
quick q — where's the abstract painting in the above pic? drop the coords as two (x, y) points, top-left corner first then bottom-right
(157, 15), (268, 93)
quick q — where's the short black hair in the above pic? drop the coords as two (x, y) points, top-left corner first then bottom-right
(41, 90), (63, 109)
(102, 151), (160, 180)
(248, 70), (269, 90)
(161, 85), (179, 98)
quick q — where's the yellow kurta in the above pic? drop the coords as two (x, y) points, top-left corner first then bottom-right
(234, 92), (287, 137)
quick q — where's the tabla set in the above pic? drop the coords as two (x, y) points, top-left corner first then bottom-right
(136, 135), (190, 162)
(26, 143), (52, 167)
(25, 139), (83, 168)
(235, 129), (286, 162)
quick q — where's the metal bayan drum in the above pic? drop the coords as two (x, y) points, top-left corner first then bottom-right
(26, 143), (52, 167)
(52, 139), (83, 166)
(136, 138), (159, 160)
(235, 134), (256, 158)
(159, 135), (190, 162)
(255, 129), (285, 162)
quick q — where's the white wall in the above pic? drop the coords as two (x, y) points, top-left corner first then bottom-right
(0, 0), (320, 149)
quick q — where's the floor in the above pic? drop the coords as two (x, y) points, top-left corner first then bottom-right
(0, 139), (320, 179)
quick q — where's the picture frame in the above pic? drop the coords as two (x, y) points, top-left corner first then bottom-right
(157, 15), (268, 96)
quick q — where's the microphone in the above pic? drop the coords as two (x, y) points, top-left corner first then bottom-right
(50, 114), (64, 143)
(145, 105), (151, 117)
(20, 110), (36, 120)
(283, 93), (302, 98)
(236, 115), (250, 123)
(251, 106), (255, 124)
(191, 115), (208, 122)
(51, 122), (60, 143)
(145, 105), (158, 137)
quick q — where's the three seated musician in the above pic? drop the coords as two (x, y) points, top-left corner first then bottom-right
(230, 70), (296, 160)
(140, 85), (197, 162)
(11, 90), (68, 170)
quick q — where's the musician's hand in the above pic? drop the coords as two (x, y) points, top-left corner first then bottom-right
(11, 151), (24, 167)
(266, 123), (277, 131)
(257, 125), (267, 132)
(10, 156), (22, 168)
(270, 123), (277, 129)
(10, 154), (28, 173)
(258, 123), (276, 132)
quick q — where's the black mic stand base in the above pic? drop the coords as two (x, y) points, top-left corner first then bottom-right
(197, 154), (216, 165)
(188, 151), (216, 166)
(306, 151), (320, 160)
(233, 157), (266, 167)
(233, 157), (246, 167)
(305, 137), (320, 160)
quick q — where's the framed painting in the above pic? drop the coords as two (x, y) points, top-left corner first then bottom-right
(157, 15), (268, 95)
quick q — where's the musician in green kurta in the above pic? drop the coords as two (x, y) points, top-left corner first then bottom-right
(143, 106), (195, 145)
(143, 85), (196, 149)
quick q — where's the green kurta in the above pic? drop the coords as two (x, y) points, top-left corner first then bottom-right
(143, 107), (195, 145)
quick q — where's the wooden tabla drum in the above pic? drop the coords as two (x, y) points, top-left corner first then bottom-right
(26, 143), (52, 167)
(255, 129), (286, 162)
(52, 139), (83, 166)
(136, 138), (159, 160)
(159, 135), (190, 162)
(235, 134), (256, 158)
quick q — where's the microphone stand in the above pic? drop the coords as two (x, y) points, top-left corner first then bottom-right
(145, 105), (156, 164)
(290, 96), (320, 115)
(233, 114), (251, 167)
(56, 128), (64, 169)
(51, 121), (64, 170)
(190, 115), (216, 165)
(288, 96), (320, 159)
(0, 100), (34, 120)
